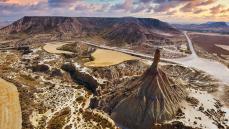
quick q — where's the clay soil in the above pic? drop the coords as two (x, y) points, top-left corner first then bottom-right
(189, 33), (229, 57)
(85, 49), (138, 67)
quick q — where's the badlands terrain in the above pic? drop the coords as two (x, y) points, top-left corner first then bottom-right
(0, 17), (228, 129)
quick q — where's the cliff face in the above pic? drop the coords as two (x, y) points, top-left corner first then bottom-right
(61, 63), (99, 94)
(0, 16), (180, 44)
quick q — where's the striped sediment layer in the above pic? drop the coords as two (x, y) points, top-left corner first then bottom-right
(111, 49), (187, 129)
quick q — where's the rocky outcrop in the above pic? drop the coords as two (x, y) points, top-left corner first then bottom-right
(61, 63), (99, 94)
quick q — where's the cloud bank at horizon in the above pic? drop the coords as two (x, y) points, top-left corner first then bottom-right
(0, 0), (228, 23)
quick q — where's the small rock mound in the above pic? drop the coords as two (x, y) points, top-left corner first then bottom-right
(111, 49), (187, 129)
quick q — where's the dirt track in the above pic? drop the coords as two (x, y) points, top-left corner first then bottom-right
(0, 78), (22, 129)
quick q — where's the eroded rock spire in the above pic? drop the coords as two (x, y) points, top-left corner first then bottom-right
(111, 49), (187, 129)
(148, 49), (160, 74)
(153, 48), (160, 67)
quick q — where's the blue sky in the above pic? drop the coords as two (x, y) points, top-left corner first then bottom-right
(0, 0), (228, 23)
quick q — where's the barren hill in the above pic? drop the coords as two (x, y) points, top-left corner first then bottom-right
(110, 49), (187, 129)
(89, 49), (187, 129)
(0, 16), (181, 44)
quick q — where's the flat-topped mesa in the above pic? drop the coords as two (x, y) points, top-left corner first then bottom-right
(111, 49), (187, 129)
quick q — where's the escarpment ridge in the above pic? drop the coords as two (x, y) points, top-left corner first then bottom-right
(0, 16), (180, 45)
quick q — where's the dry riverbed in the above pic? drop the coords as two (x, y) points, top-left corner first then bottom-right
(85, 49), (138, 67)
(43, 42), (73, 54)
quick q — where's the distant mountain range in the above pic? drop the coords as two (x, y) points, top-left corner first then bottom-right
(203, 22), (228, 27)
(174, 22), (229, 34)
(0, 16), (181, 44)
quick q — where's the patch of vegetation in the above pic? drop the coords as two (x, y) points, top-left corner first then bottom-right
(82, 110), (116, 129)
(31, 64), (50, 73)
(76, 96), (85, 102)
(37, 116), (48, 129)
(47, 107), (71, 129)
(16, 81), (36, 129)
(57, 42), (95, 57)
(16, 74), (38, 86)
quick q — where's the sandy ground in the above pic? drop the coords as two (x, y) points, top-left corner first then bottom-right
(215, 44), (229, 51)
(85, 49), (137, 67)
(0, 78), (22, 129)
(179, 89), (222, 129)
(172, 32), (229, 84)
(189, 33), (229, 56)
(43, 42), (73, 54)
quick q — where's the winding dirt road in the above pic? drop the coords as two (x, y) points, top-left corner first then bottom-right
(0, 78), (22, 129)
